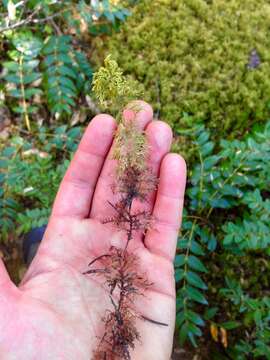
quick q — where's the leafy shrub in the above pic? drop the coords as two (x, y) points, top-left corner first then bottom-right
(0, 125), (82, 240)
(0, 0), (130, 129)
(220, 278), (270, 359)
(175, 120), (270, 355)
(42, 35), (92, 116)
(93, 0), (270, 138)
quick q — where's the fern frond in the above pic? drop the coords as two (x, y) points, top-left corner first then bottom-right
(42, 35), (93, 118)
(176, 220), (208, 347)
(42, 35), (78, 117)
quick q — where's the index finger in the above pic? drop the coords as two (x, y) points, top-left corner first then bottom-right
(52, 114), (117, 218)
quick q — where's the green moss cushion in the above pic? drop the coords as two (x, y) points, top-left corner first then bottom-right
(93, 0), (270, 138)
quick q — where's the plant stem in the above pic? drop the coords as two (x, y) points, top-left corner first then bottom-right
(183, 220), (197, 305)
(19, 55), (31, 131)
(206, 157), (246, 219)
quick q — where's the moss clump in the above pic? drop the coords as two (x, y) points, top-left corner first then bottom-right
(93, 0), (270, 138)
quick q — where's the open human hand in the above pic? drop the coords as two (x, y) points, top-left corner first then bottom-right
(0, 102), (186, 360)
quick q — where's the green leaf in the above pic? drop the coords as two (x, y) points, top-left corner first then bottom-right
(0, 160), (9, 168)
(2, 147), (16, 157)
(5, 74), (21, 84)
(253, 309), (262, 325)
(201, 141), (214, 157)
(58, 53), (73, 65)
(58, 65), (77, 79)
(220, 321), (240, 330)
(207, 234), (217, 252)
(67, 127), (81, 139)
(114, 10), (126, 21)
(187, 322), (203, 337)
(186, 271), (208, 290)
(3, 61), (18, 71)
(186, 285), (208, 305)
(63, 95), (76, 107)
(204, 155), (220, 170)
(176, 310), (185, 327)
(209, 198), (231, 209)
(188, 255), (208, 273)
(191, 240), (205, 256)
(187, 310), (205, 326)
(43, 36), (71, 55)
(58, 77), (77, 92)
(23, 59), (40, 70)
(196, 131), (209, 145)
(179, 323), (188, 346)
(23, 72), (41, 85)
(204, 307), (218, 320)
(51, 103), (72, 115)
(187, 331), (198, 347)
(175, 254), (186, 267)
(13, 106), (26, 114)
(24, 88), (43, 99)
(175, 269), (185, 282)
(104, 10), (115, 22)
(12, 33), (42, 57)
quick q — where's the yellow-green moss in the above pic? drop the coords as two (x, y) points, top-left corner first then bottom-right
(93, 0), (270, 137)
(92, 55), (143, 114)
(92, 55), (148, 176)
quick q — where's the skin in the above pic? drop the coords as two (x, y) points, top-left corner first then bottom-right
(0, 101), (186, 360)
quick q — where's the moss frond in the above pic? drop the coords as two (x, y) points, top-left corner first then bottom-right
(93, 55), (149, 180)
(113, 121), (147, 174)
(92, 55), (143, 116)
(89, 55), (159, 360)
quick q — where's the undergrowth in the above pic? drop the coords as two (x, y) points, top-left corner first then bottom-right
(176, 118), (270, 358)
(0, 0), (130, 129)
(0, 125), (82, 241)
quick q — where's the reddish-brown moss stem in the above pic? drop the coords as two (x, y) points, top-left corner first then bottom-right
(84, 132), (163, 359)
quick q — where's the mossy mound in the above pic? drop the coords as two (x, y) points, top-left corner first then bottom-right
(93, 0), (270, 138)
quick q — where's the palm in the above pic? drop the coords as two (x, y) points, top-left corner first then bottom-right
(0, 102), (186, 360)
